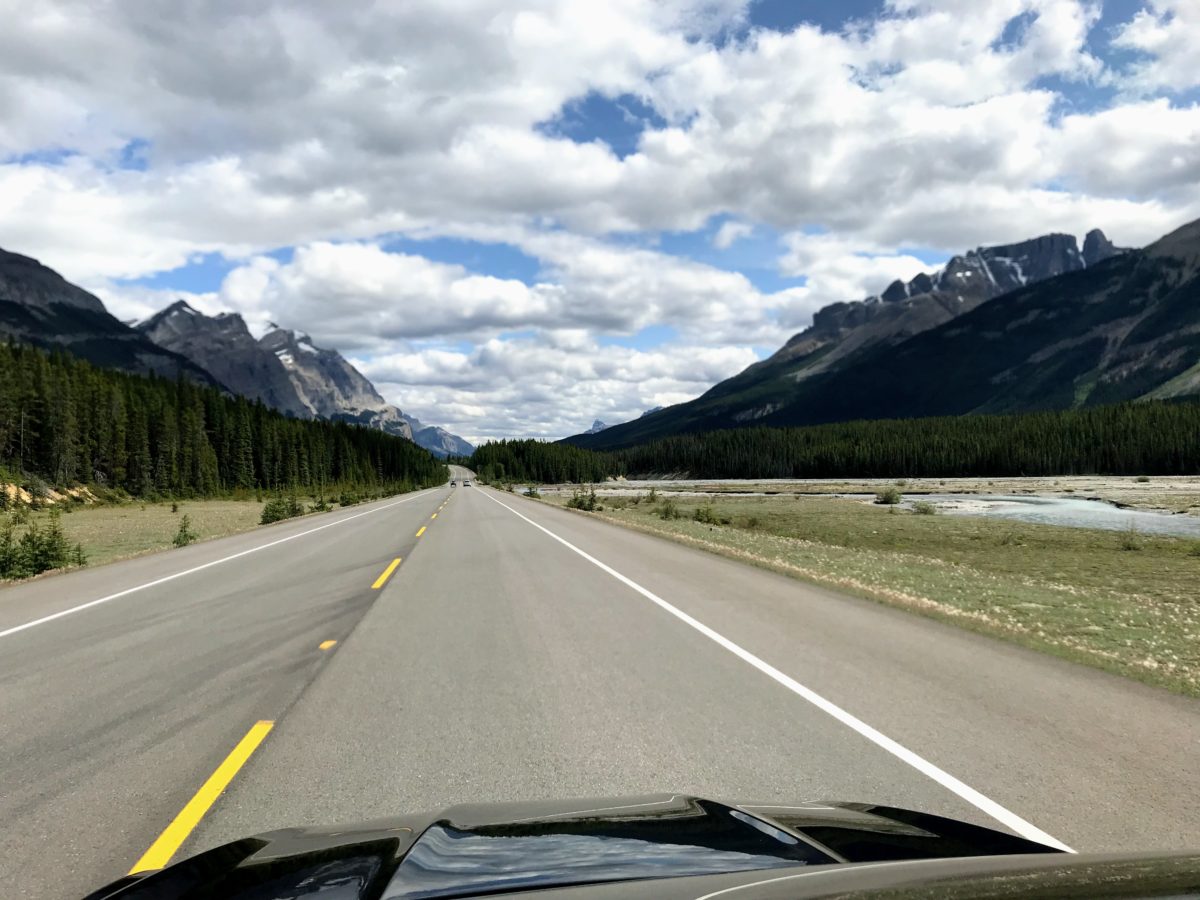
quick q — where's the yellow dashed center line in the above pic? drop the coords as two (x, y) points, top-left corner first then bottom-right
(129, 720), (274, 874)
(431, 512), (438, 519)
(415, 526), (427, 537)
(318, 640), (337, 651)
(371, 557), (402, 589)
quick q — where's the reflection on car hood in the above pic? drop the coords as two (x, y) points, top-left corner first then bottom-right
(85, 793), (1071, 900)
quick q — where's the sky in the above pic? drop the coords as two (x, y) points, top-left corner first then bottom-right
(1, 0), (1198, 443)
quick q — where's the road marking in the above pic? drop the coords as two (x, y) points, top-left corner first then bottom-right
(0, 490), (439, 641)
(129, 720), (274, 874)
(371, 558), (403, 589)
(318, 640), (337, 651)
(431, 513), (438, 519)
(478, 489), (1074, 853)
(416, 526), (427, 537)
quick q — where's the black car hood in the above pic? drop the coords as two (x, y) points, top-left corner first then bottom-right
(86, 793), (1064, 900)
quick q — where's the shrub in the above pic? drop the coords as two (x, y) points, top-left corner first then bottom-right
(875, 487), (902, 505)
(338, 491), (361, 507)
(0, 510), (74, 579)
(741, 515), (761, 530)
(261, 494), (305, 525)
(173, 514), (198, 548)
(566, 487), (599, 511)
(310, 496), (331, 513)
(693, 505), (720, 524)
(647, 487), (659, 503)
(171, 501), (179, 514)
(526, 485), (542, 499)
(1135, 475), (1151, 483)
(911, 501), (937, 515)
(1117, 523), (1140, 552)
(1188, 542), (1200, 558)
(657, 498), (681, 520)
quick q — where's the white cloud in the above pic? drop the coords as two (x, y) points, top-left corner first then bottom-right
(359, 335), (759, 443)
(712, 221), (753, 249)
(3, 0), (1200, 439)
(129, 235), (823, 356)
(1112, 0), (1200, 94)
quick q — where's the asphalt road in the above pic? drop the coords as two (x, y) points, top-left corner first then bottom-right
(3, 467), (1200, 899)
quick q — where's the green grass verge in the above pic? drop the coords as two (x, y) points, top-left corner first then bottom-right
(24, 500), (270, 568)
(541, 491), (1200, 697)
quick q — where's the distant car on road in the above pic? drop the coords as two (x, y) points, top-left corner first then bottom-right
(450, 480), (457, 486)
(464, 479), (472, 487)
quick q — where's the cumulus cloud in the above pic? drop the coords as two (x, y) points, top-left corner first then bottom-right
(712, 221), (753, 249)
(1112, 0), (1200, 94)
(119, 236), (820, 353)
(358, 336), (759, 443)
(3, 0), (1199, 438)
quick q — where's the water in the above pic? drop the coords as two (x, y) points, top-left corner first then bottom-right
(928, 494), (1200, 538)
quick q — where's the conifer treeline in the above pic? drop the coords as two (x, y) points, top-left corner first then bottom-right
(617, 402), (1200, 478)
(471, 401), (1200, 481)
(470, 439), (613, 484)
(0, 342), (446, 496)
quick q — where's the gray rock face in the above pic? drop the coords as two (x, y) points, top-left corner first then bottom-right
(764, 230), (1116, 380)
(139, 308), (475, 454)
(570, 228), (1133, 450)
(405, 416), (476, 458)
(138, 302), (310, 417)
(0, 247), (222, 386)
(585, 419), (609, 434)
(0, 248), (107, 314)
(1083, 229), (1122, 267)
(258, 326), (414, 440)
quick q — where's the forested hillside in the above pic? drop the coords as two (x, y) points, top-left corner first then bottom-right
(612, 401), (1200, 479)
(470, 439), (613, 484)
(478, 401), (1200, 483)
(0, 342), (446, 498)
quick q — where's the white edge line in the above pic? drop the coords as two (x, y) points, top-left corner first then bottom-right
(0, 489), (438, 641)
(478, 488), (1074, 853)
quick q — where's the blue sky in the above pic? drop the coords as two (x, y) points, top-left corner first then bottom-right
(2, 0), (1198, 440)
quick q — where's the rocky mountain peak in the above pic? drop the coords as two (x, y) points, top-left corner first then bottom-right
(139, 304), (310, 417)
(0, 246), (223, 386)
(0, 247), (109, 315)
(586, 419), (609, 434)
(1083, 229), (1120, 267)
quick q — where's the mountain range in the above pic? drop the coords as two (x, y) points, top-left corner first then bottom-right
(0, 248), (472, 458)
(0, 248), (220, 387)
(571, 221), (1200, 449)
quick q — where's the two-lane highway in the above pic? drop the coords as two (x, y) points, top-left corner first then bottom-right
(4, 470), (1200, 899)
(0, 482), (455, 899)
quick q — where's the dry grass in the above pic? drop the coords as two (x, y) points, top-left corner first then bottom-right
(21, 500), (269, 568)
(542, 492), (1200, 697)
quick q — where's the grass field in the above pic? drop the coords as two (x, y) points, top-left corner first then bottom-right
(21, 499), (270, 568)
(540, 489), (1200, 697)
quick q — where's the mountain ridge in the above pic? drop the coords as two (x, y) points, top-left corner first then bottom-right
(0, 248), (225, 388)
(567, 223), (1200, 450)
(0, 244), (473, 457)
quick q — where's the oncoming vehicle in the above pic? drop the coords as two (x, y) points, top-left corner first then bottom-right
(83, 794), (1200, 898)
